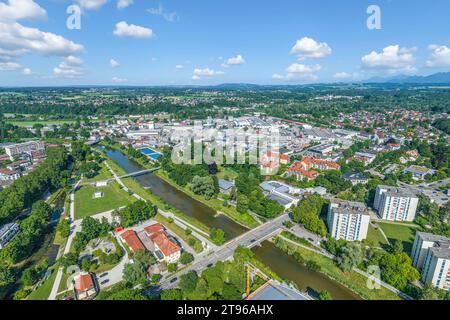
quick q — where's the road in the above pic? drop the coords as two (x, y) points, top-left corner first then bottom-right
(148, 213), (290, 294)
(48, 180), (81, 300)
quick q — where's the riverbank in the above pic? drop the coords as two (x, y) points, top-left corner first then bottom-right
(273, 237), (401, 300)
(154, 170), (259, 229)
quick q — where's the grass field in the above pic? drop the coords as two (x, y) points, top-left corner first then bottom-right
(74, 182), (135, 219)
(8, 120), (76, 126)
(378, 222), (420, 254)
(26, 269), (58, 300)
(366, 224), (389, 248)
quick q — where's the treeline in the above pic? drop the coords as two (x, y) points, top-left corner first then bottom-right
(0, 201), (53, 264)
(0, 147), (71, 224)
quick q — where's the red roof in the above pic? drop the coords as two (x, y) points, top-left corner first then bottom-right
(150, 231), (180, 257)
(144, 223), (164, 236)
(300, 157), (340, 170)
(75, 274), (95, 293)
(121, 230), (145, 252)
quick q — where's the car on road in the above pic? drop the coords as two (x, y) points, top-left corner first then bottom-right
(100, 279), (109, 285)
(207, 263), (213, 268)
(99, 272), (108, 278)
(170, 277), (178, 283)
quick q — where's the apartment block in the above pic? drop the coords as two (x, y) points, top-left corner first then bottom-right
(411, 232), (450, 291)
(327, 199), (370, 241)
(373, 185), (418, 222)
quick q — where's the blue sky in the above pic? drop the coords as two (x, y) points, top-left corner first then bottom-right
(1, 0), (450, 86)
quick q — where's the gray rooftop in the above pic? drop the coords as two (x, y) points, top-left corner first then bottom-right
(330, 198), (369, 216)
(250, 282), (309, 300)
(378, 185), (417, 198)
(218, 179), (235, 191)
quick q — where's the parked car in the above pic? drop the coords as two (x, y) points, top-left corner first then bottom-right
(100, 279), (109, 285)
(99, 272), (109, 278)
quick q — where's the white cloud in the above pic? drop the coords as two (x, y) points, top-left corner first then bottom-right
(112, 76), (127, 83)
(175, 64), (184, 70)
(222, 54), (245, 68)
(0, 22), (84, 58)
(53, 56), (83, 78)
(0, 0), (47, 22)
(192, 68), (224, 80)
(117, 0), (133, 9)
(21, 67), (31, 75)
(271, 73), (284, 80)
(291, 37), (332, 59)
(77, 0), (108, 10)
(110, 58), (120, 68)
(0, 61), (21, 71)
(333, 72), (352, 79)
(425, 44), (450, 67)
(113, 21), (154, 39)
(361, 45), (416, 74)
(147, 5), (178, 22)
(273, 63), (321, 82)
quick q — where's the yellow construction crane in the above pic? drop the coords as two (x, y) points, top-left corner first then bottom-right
(245, 262), (271, 298)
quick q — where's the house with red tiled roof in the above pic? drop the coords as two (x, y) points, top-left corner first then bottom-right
(286, 161), (319, 181)
(297, 157), (340, 171)
(73, 272), (97, 300)
(145, 223), (181, 263)
(120, 229), (145, 252)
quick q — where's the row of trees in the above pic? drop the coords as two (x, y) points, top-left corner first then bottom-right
(114, 200), (157, 228)
(0, 201), (53, 264)
(0, 147), (70, 224)
(292, 195), (328, 237)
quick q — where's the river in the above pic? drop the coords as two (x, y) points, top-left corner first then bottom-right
(101, 146), (360, 300)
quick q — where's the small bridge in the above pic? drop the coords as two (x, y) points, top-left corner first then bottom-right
(118, 167), (160, 179)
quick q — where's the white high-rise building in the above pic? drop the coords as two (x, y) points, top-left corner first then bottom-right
(327, 199), (370, 242)
(411, 232), (450, 291)
(373, 185), (418, 222)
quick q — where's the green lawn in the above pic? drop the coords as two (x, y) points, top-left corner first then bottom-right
(26, 269), (58, 300)
(74, 182), (135, 219)
(366, 224), (389, 248)
(378, 222), (420, 254)
(8, 120), (76, 126)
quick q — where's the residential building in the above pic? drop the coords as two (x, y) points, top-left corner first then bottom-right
(403, 165), (436, 181)
(0, 168), (21, 181)
(73, 272), (97, 300)
(120, 229), (145, 252)
(373, 185), (419, 222)
(260, 181), (301, 209)
(286, 162), (319, 181)
(218, 179), (235, 195)
(4, 141), (45, 161)
(0, 223), (19, 249)
(297, 157), (341, 171)
(411, 232), (450, 291)
(144, 223), (181, 263)
(343, 171), (368, 185)
(327, 199), (370, 241)
(351, 151), (377, 166)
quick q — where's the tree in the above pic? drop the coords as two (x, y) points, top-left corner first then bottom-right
(379, 252), (420, 290)
(179, 271), (198, 293)
(81, 257), (92, 272)
(210, 228), (225, 245)
(161, 289), (183, 300)
(117, 201), (157, 227)
(59, 252), (79, 270)
(57, 218), (70, 238)
(419, 283), (447, 300)
(191, 176), (216, 200)
(292, 195), (328, 237)
(236, 194), (249, 213)
(180, 252), (194, 265)
(167, 263), (178, 273)
(123, 262), (147, 286)
(21, 267), (39, 286)
(389, 240), (404, 254)
(319, 290), (333, 300)
(336, 242), (363, 272)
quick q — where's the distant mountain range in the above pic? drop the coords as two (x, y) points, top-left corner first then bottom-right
(364, 72), (450, 84)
